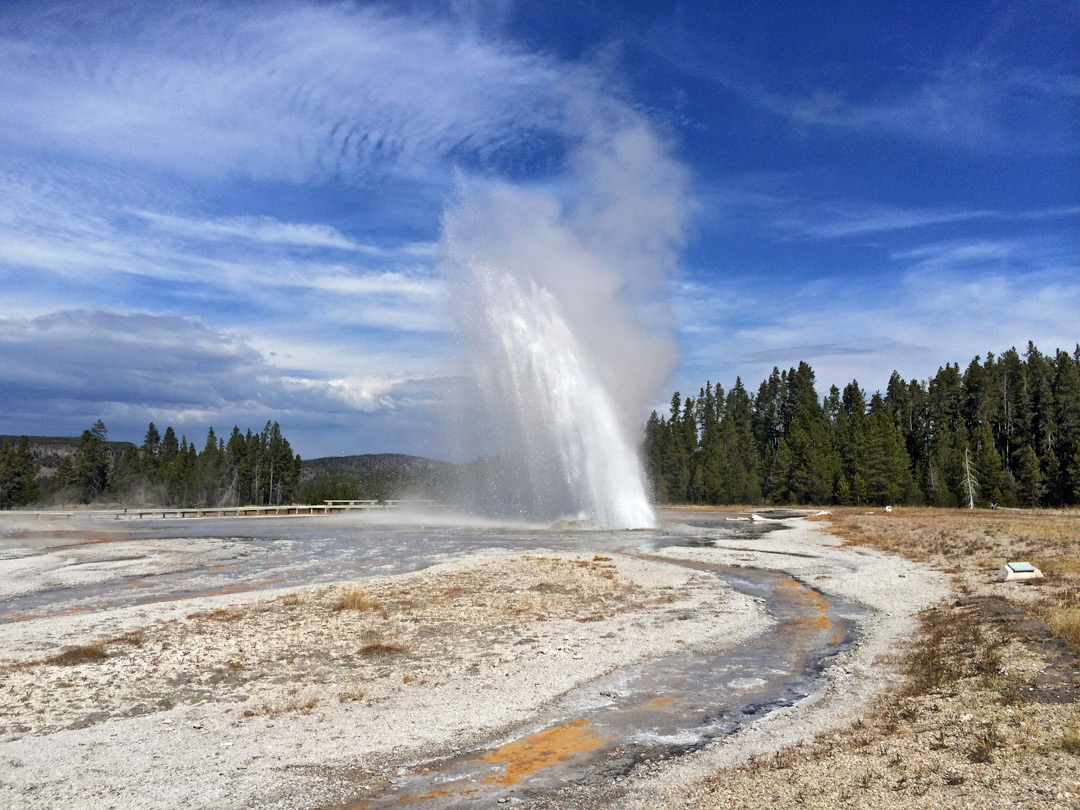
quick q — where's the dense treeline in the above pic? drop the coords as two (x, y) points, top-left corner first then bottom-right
(644, 343), (1080, 508)
(0, 436), (41, 508)
(1, 419), (303, 508)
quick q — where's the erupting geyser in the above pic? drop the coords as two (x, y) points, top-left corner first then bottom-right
(442, 122), (688, 529)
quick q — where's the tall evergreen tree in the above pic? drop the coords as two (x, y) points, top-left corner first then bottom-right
(0, 436), (41, 508)
(73, 420), (110, 502)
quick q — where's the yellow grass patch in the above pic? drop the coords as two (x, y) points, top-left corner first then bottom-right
(333, 588), (378, 612)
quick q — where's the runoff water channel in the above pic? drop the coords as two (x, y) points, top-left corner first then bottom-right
(0, 509), (866, 807)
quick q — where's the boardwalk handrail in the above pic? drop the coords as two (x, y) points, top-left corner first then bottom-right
(3, 500), (443, 522)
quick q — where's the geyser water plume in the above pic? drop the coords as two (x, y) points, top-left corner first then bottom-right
(442, 122), (687, 528)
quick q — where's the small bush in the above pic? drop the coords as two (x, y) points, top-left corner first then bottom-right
(1062, 729), (1080, 755)
(258, 696), (318, 715)
(967, 725), (1001, 764)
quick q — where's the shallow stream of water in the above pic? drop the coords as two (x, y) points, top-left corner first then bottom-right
(338, 555), (864, 808)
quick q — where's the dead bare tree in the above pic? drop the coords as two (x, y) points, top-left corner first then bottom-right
(962, 447), (979, 509)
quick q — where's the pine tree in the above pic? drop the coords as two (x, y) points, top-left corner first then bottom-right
(73, 420), (110, 503)
(860, 396), (915, 505)
(108, 444), (142, 500)
(770, 363), (835, 504)
(642, 411), (666, 501)
(1051, 349), (1080, 505)
(161, 427), (179, 464)
(195, 427), (225, 505)
(0, 436), (41, 508)
(728, 378), (762, 503)
(972, 421), (1005, 506)
(754, 368), (786, 497)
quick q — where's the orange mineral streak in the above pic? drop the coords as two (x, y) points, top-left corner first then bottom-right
(398, 788), (451, 803)
(644, 696), (675, 709)
(9, 605), (90, 623)
(477, 719), (610, 786)
(779, 577), (833, 633)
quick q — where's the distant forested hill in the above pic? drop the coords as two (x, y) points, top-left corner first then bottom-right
(298, 454), (454, 502)
(0, 434), (133, 475)
(301, 453), (453, 479)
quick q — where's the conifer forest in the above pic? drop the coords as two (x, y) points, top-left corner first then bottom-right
(0, 420), (302, 508)
(642, 343), (1080, 508)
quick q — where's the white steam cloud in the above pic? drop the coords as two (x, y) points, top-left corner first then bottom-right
(441, 114), (688, 527)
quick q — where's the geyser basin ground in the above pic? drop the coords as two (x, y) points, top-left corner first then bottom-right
(0, 511), (947, 809)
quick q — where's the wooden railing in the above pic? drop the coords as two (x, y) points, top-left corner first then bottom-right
(6, 500), (441, 521)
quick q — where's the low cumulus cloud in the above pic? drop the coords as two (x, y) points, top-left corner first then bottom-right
(0, 311), (439, 455)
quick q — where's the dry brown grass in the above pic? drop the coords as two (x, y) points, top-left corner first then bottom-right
(187, 607), (244, 622)
(337, 686), (365, 704)
(812, 506), (1080, 567)
(357, 641), (406, 657)
(44, 641), (111, 666)
(1040, 598), (1080, 652)
(817, 506), (1080, 655)
(332, 588), (378, 612)
(902, 606), (1003, 693)
(1063, 718), (1080, 755)
(1031, 554), (1080, 576)
(254, 696), (319, 716)
(3, 629), (147, 670)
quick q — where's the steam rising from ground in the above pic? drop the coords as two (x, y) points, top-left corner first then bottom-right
(442, 118), (688, 527)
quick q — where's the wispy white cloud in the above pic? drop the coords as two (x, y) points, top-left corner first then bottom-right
(672, 235), (1080, 398)
(647, 9), (1078, 156)
(133, 212), (368, 252)
(0, 1), (636, 427)
(0, 2), (581, 185)
(760, 59), (1079, 152)
(699, 178), (1080, 241)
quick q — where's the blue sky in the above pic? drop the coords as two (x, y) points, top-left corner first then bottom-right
(0, 0), (1076, 460)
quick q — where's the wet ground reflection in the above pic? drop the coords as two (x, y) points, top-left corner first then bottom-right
(0, 510), (786, 623)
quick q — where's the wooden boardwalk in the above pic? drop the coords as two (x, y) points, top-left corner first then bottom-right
(10, 500), (440, 521)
